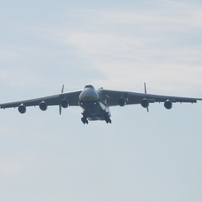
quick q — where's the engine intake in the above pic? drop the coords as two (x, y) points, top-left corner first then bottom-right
(39, 101), (47, 111)
(60, 99), (68, 108)
(118, 98), (126, 107)
(164, 100), (172, 109)
(141, 98), (149, 108)
(18, 104), (26, 114)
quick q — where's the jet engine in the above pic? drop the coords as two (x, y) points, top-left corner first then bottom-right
(18, 104), (26, 114)
(60, 99), (68, 108)
(164, 100), (172, 109)
(141, 98), (149, 108)
(118, 98), (126, 107)
(39, 101), (47, 111)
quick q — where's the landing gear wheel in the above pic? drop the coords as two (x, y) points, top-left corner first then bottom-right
(105, 118), (112, 124)
(81, 117), (88, 124)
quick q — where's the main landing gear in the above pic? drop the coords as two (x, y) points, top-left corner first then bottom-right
(81, 112), (88, 124)
(105, 117), (112, 124)
(104, 113), (112, 124)
(81, 113), (112, 124)
(81, 117), (88, 124)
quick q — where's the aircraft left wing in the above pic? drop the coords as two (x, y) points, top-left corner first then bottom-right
(101, 89), (202, 108)
(0, 90), (82, 110)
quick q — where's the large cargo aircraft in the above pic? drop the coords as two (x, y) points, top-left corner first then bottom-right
(0, 84), (201, 124)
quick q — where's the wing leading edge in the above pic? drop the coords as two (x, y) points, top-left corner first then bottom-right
(101, 89), (202, 106)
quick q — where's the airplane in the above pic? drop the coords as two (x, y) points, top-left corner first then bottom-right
(0, 84), (201, 124)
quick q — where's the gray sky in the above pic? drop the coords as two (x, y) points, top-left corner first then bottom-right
(0, 0), (202, 201)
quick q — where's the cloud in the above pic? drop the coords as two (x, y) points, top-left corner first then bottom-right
(60, 2), (202, 94)
(0, 154), (38, 177)
(102, 2), (202, 29)
(1, 1), (202, 95)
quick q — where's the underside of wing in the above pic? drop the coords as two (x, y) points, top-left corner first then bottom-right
(0, 90), (82, 110)
(101, 89), (202, 107)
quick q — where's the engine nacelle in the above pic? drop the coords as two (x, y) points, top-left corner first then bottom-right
(39, 101), (47, 111)
(18, 104), (26, 114)
(164, 100), (172, 109)
(141, 98), (149, 108)
(118, 98), (126, 107)
(60, 99), (68, 108)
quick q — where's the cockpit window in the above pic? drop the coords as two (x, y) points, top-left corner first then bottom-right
(85, 85), (94, 88)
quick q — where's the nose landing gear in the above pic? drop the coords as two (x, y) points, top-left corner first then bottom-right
(81, 113), (88, 124)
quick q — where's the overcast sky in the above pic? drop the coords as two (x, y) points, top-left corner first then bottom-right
(0, 1), (202, 202)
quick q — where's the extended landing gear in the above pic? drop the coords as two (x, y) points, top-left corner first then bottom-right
(81, 112), (112, 124)
(81, 117), (88, 124)
(81, 113), (88, 124)
(105, 118), (112, 124)
(105, 115), (112, 124)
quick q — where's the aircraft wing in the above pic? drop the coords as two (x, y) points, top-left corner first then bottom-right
(101, 89), (202, 106)
(0, 90), (82, 109)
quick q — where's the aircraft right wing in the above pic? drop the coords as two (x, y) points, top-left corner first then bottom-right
(101, 89), (202, 108)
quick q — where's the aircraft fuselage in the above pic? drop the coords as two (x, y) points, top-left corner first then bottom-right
(78, 85), (111, 124)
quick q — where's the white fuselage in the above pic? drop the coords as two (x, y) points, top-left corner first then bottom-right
(78, 85), (111, 121)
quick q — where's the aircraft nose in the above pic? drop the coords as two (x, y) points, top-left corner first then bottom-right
(79, 88), (99, 100)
